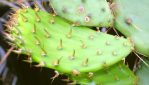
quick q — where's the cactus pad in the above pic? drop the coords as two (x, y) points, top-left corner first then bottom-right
(114, 0), (149, 57)
(50, 0), (113, 27)
(136, 59), (149, 85)
(7, 8), (132, 74)
(69, 62), (137, 85)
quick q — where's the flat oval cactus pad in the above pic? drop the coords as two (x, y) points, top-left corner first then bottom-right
(7, 8), (133, 74)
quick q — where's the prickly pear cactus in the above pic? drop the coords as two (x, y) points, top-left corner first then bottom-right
(69, 62), (137, 85)
(114, 0), (149, 57)
(6, 7), (133, 75)
(50, 0), (113, 27)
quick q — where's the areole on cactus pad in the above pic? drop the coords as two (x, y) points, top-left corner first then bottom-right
(6, 7), (133, 75)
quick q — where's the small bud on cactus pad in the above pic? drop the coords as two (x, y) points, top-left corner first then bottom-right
(6, 7), (132, 74)
(114, 0), (149, 57)
(49, 0), (113, 27)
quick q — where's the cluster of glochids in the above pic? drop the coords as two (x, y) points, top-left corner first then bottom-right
(4, 1), (139, 85)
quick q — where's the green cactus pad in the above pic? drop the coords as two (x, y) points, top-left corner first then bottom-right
(114, 0), (149, 57)
(50, 0), (113, 27)
(8, 8), (132, 74)
(136, 59), (149, 85)
(69, 62), (137, 85)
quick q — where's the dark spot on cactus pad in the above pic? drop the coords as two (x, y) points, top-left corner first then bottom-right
(77, 6), (85, 14)
(101, 8), (106, 12)
(81, 0), (86, 3)
(125, 18), (132, 25)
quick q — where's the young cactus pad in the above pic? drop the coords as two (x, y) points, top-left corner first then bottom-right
(114, 0), (149, 57)
(50, 0), (113, 27)
(69, 62), (137, 85)
(7, 8), (132, 74)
